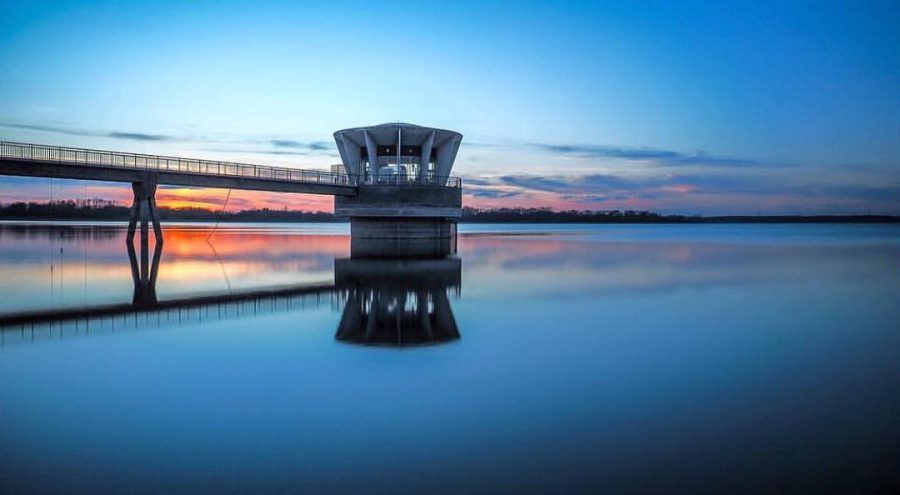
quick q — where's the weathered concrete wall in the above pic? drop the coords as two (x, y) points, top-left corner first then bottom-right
(334, 185), (462, 218)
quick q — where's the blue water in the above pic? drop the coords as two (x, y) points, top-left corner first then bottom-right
(1, 223), (898, 494)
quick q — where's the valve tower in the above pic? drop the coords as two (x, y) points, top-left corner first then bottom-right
(333, 123), (462, 246)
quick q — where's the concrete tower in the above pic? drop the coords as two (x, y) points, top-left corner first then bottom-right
(333, 123), (462, 249)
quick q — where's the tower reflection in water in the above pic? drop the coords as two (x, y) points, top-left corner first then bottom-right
(334, 256), (461, 346)
(335, 235), (461, 347)
(120, 230), (461, 347)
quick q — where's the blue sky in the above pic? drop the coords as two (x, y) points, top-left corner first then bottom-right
(1, 0), (898, 214)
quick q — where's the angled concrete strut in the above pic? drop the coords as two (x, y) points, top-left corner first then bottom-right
(126, 179), (162, 245)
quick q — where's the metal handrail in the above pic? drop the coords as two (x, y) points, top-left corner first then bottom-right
(363, 174), (462, 188)
(0, 141), (462, 189)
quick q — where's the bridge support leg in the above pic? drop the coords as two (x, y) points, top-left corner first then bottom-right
(126, 180), (162, 245)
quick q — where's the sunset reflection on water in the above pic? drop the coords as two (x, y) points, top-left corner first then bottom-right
(0, 223), (349, 312)
(1, 222), (898, 494)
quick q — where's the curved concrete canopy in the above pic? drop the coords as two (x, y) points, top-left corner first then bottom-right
(333, 123), (462, 180)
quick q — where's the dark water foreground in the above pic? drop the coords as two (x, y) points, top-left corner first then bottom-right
(0, 222), (898, 494)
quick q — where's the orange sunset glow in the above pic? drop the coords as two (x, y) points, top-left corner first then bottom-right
(154, 187), (335, 212)
(6, 181), (339, 212)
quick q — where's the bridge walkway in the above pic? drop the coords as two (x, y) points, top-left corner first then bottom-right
(0, 140), (360, 244)
(0, 141), (358, 195)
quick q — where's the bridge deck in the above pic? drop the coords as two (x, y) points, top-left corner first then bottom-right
(0, 141), (359, 196)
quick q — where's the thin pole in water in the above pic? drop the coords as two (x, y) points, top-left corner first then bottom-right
(206, 189), (233, 241)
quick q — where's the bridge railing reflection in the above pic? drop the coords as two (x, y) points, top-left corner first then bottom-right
(0, 231), (463, 348)
(0, 291), (337, 347)
(0, 232), (341, 346)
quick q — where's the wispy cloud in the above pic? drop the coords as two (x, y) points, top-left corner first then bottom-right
(1, 122), (96, 138)
(269, 139), (332, 151)
(1, 121), (183, 142)
(529, 142), (759, 167)
(0, 120), (339, 157)
(200, 147), (308, 157)
(497, 175), (580, 192)
(462, 172), (900, 213)
(465, 185), (525, 199)
(495, 173), (654, 193)
(108, 131), (173, 141)
(468, 138), (759, 168)
(201, 146), (339, 158)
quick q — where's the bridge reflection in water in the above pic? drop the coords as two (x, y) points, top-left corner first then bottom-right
(127, 233), (162, 306)
(0, 231), (461, 348)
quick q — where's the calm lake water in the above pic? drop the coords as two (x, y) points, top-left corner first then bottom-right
(1, 222), (898, 494)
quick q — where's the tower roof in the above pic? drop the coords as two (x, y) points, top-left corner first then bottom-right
(333, 123), (463, 182)
(333, 123), (462, 146)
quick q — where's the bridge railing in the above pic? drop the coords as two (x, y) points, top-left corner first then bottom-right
(362, 174), (462, 188)
(0, 141), (462, 188)
(0, 141), (356, 185)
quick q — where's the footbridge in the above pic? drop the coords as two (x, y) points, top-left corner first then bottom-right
(0, 141), (359, 195)
(0, 122), (465, 245)
(0, 140), (359, 243)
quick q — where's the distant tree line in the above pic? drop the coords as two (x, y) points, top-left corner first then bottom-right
(0, 200), (341, 222)
(461, 207), (682, 223)
(460, 207), (899, 223)
(0, 200), (897, 223)
(0, 199), (128, 220)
